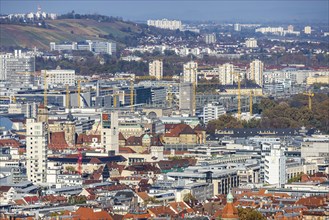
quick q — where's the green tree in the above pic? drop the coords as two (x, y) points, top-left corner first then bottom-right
(238, 207), (266, 220)
(206, 115), (243, 134)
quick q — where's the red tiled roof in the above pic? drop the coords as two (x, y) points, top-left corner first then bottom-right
(0, 139), (21, 148)
(169, 201), (194, 214)
(119, 132), (126, 141)
(69, 207), (113, 220)
(76, 134), (101, 144)
(148, 206), (176, 217)
(49, 131), (69, 150)
(0, 186), (12, 192)
(164, 124), (196, 137)
(24, 196), (39, 204)
(119, 147), (136, 154)
(126, 136), (143, 146)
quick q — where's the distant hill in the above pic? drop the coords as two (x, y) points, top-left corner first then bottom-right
(0, 19), (145, 49)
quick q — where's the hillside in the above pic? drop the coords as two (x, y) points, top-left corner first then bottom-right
(0, 19), (144, 49)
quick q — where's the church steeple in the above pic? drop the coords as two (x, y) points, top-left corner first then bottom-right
(221, 191), (239, 220)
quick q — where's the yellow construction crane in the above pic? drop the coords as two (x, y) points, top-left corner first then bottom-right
(249, 90), (253, 116)
(303, 91), (315, 111)
(66, 84), (70, 109)
(130, 80), (134, 112)
(230, 72), (242, 120)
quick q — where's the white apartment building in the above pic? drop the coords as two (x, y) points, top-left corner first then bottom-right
(245, 38), (258, 48)
(203, 102), (226, 124)
(264, 145), (286, 187)
(101, 112), (119, 154)
(255, 27), (284, 35)
(218, 63), (235, 85)
(50, 40), (116, 55)
(0, 50), (35, 84)
(234, 23), (241, 31)
(304, 26), (312, 34)
(26, 118), (48, 184)
(183, 61), (198, 84)
(41, 68), (76, 86)
(149, 60), (163, 80)
(204, 33), (216, 44)
(248, 60), (264, 86)
(301, 135), (329, 159)
(147, 19), (182, 30)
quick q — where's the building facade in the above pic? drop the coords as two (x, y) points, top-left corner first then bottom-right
(248, 59), (264, 86)
(41, 68), (76, 86)
(101, 112), (119, 154)
(264, 145), (286, 187)
(203, 102), (226, 124)
(179, 82), (194, 116)
(147, 19), (182, 30)
(183, 61), (198, 84)
(149, 60), (163, 80)
(26, 118), (48, 184)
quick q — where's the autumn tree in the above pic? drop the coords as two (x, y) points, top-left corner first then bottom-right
(206, 115), (243, 134)
(237, 207), (266, 220)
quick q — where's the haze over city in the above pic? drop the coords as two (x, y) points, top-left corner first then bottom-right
(1, 0), (328, 22)
(0, 0), (329, 219)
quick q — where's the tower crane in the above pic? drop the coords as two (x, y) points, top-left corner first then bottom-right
(230, 72), (242, 120)
(303, 91), (315, 111)
(66, 84), (70, 109)
(249, 90), (253, 116)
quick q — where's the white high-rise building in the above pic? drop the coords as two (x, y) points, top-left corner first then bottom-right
(183, 61), (198, 84)
(41, 68), (76, 86)
(264, 145), (286, 187)
(304, 26), (312, 34)
(203, 102), (226, 124)
(147, 19), (182, 30)
(0, 50), (35, 84)
(245, 38), (258, 48)
(101, 112), (119, 154)
(234, 23), (241, 31)
(218, 63), (235, 85)
(149, 60), (163, 80)
(26, 118), (48, 184)
(248, 60), (264, 86)
(204, 33), (216, 44)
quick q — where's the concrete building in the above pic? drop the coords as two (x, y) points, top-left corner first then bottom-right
(41, 68), (75, 86)
(306, 75), (329, 85)
(147, 19), (182, 30)
(183, 61), (198, 84)
(101, 112), (119, 154)
(149, 60), (163, 80)
(301, 135), (329, 160)
(0, 50), (35, 86)
(26, 118), (48, 184)
(264, 145), (286, 187)
(179, 82), (194, 116)
(203, 102), (226, 125)
(248, 60), (264, 86)
(218, 63), (235, 85)
(204, 33), (216, 44)
(50, 40), (116, 55)
(245, 38), (258, 48)
(304, 26), (312, 34)
(234, 23), (241, 31)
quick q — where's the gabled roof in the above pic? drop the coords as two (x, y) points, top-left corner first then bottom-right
(0, 139), (21, 148)
(119, 147), (136, 154)
(118, 132), (126, 141)
(168, 201), (194, 214)
(164, 124), (196, 137)
(49, 131), (69, 150)
(136, 191), (150, 201)
(76, 134), (101, 144)
(70, 207), (113, 220)
(194, 124), (205, 132)
(126, 136), (143, 146)
(148, 206), (176, 217)
(0, 186), (13, 192)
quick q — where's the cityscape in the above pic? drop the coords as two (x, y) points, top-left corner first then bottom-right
(0, 1), (328, 220)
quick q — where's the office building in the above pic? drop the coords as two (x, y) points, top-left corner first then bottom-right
(301, 136), (329, 160)
(101, 112), (119, 154)
(183, 61), (198, 84)
(248, 60), (264, 86)
(304, 26), (312, 34)
(234, 23), (241, 31)
(204, 33), (216, 44)
(287, 25), (294, 32)
(245, 38), (258, 48)
(264, 145), (286, 187)
(147, 19), (182, 30)
(179, 82), (194, 116)
(0, 50), (35, 86)
(203, 102), (226, 124)
(26, 118), (48, 184)
(41, 68), (75, 86)
(218, 63), (235, 85)
(149, 60), (163, 80)
(50, 40), (116, 55)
